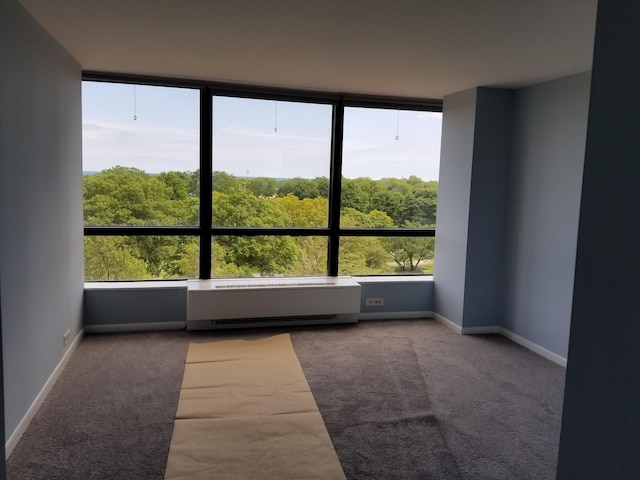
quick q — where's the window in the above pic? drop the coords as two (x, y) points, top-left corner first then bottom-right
(82, 81), (200, 280)
(339, 106), (441, 274)
(83, 75), (442, 280)
(212, 96), (332, 228)
(82, 82), (200, 227)
(338, 236), (435, 275)
(212, 236), (328, 278)
(84, 236), (199, 280)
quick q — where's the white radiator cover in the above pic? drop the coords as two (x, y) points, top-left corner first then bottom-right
(187, 276), (361, 330)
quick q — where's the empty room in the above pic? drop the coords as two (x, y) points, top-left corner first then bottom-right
(1, 0), (639, 479)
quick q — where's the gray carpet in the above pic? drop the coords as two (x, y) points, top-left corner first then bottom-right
(6, 319), (565, 479)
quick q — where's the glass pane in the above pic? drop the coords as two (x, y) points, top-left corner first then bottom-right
(341, 107), (442, 228)
(338, 236), (434, 275)
(212, 96), (331, 227)
(84, 236), (199, 281)
(212, 236), (327, 278)
(82, 82), (200, 226)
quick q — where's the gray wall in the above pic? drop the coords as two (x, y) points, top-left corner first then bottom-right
(83, 279), (434, 326)
(433, 88), (477, 327)
(504, 73), (590, 358)
(431, 77), (616, 476)
(435, 77), (590, 358)
(84, 284), (187, 327)
(434, 88), (512, 330)
(0, 0), (84, 442)
(358, 279), (433, 316)
(557, 0), (640, 477)
(462, 89), (512, 328)
(0, 280), (5, 477)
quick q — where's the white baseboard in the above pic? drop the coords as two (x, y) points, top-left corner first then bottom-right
(84, 322), (186, 334)
(433, 313), (567, 367)
(358, 311), (433, 321)
(433, 313), (462, 334)
(461, 325), (501, 334)
(499, 328), (567, 367)
(5, 328), (85, 459)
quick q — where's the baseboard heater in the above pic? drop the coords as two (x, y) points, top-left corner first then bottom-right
(186, 277), (361, 330)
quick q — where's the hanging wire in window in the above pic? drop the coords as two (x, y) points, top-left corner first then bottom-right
(395, 110), (400, 140)
(133, 85), (137, 120)
(274, 101), (278, 133)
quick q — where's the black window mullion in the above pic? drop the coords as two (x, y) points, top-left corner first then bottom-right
(337, 228), (436, 237)
(199, 87), (213, 279)
(84, 227), (200, 236)
(209, 227), (330, 237)
(327, 100), (344, 276)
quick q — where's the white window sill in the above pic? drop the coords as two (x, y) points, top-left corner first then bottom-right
(354, 275), (433, 284)
(84, 275), (434, 291)
(84, 280), (188, 290)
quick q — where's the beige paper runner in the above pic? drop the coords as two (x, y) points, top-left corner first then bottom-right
(164, 334), (346, 480)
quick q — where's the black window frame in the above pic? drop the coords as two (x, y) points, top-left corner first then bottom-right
(82, 72), (442, 280)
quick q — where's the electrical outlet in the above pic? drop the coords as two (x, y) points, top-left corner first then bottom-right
(63, 329), (71, 347)
(365, 297), (384, 306)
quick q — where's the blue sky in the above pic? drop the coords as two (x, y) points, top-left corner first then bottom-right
(82, 82), (442, 181)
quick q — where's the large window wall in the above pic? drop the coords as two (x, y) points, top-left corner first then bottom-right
(82, 74), (442, 280)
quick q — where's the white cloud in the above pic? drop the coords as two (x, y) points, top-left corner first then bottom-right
(213, 124), (331, 178)
(82, 121), (199, 173)
(82, 115), (441, 181)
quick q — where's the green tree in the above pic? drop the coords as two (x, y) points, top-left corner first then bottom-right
(340, 207), (393, 228)
(381, 223), (435, 272)
(135, 235), (200, 278)
(158, 171), (189, 200)
(401, 179), (438, 227)
(289, 237), (327, 276)
(212, 243), (250, 277)
(274, 195), (328, 227)
(339, 237), (389, 274)
(84, 167), (439, 279)
(175, 240), (200, 278)
(212, 171), (241, 193)
(84, 236), (150, 280)
(84, 167), (201, 279)
(277, 177), (326, 199)
(84, 166), (197, 226)
(342, 176), (438, 227)
(341, 177), (370, 212)
(273, 195), (328, 275)
(337, 209), (392, 274)
(213, 188), (292, 227)
(247, 177), (278, 197)
(213, 189), (299, 276)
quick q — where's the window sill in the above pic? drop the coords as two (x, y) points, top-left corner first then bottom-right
(354, 275), (433, 284)
(84, 275), (434, 291)
(84, 280), (188, 290)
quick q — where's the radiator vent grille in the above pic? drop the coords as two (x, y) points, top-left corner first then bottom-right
(215, 281), (336, 289)
(212, 314), (337, 325)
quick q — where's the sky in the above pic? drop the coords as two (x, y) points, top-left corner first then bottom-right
(82, 82), (442, 181)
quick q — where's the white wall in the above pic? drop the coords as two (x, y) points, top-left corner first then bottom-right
(0, 0), (84, 445)
(503, 73), (591, 358)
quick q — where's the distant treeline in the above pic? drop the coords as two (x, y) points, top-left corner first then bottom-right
(83, 167), (437, 280)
